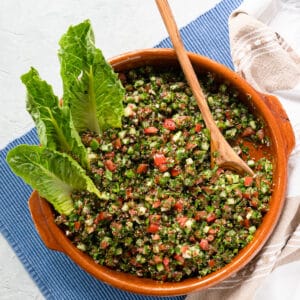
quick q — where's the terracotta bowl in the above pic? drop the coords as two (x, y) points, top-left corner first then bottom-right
(29, 49), (295, 296)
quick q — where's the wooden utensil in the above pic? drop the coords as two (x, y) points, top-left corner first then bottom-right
(155, 0), (254, 175)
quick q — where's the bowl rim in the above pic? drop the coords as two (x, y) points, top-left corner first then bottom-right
(29, 48), (293, 296)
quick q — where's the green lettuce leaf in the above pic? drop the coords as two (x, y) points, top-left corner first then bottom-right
(6, 145), (101, 215)
(21, 68), (89, 169)
(59, 19), (124, 134)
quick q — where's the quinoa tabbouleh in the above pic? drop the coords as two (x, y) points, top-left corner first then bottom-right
(55, 66), (273, 282)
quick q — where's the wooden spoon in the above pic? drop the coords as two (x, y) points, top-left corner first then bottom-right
(155, 0), (254, 176)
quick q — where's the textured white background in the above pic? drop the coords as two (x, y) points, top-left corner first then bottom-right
(1, 0), (300, 299)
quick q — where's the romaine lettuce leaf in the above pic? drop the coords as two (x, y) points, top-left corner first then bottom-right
(59, 20), (124, 134)
(6, 145), (101, 215)
(21, 68), (89, 169)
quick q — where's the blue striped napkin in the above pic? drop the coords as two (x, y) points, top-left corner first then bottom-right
(0, 0), (243, 299)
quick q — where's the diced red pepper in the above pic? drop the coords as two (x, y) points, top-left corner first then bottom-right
(153, 153), (167, 166)
(163, 119), (176, 131)
(144, 126), (158, 134)
(136, 163), (148, 174)
(199, 239), (209, 251)
(147, 223), (159, 233)
(244, 176), (254, 187)
(105, 159), (117, 172)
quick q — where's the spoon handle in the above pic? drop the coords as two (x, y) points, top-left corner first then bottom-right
(155, 0), (216, 130)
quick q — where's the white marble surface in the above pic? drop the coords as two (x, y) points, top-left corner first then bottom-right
(0, 0), (220, 299)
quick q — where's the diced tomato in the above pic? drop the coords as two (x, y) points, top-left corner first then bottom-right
(163, 257), (170, 267)
(181, 245), (189, 254)
(144, 126), (158, 134)
(208, 228), (217, 235)
(105, 159), (117, 172)
(100, 240), (109, 249)
(244, 176), (253, 187)
(163, 119), (176, 131)
(206, 212), (217, 223)
(94, 211), (112, 224)
(170, 166), (181, 177)
(207, 234), (215, 242)
(242, 127), (255, 137)
(185, 142), (197, 150)
(158, 164), (168, 172)
(153, 153), (167, 166)
(136, 163), (148, 174)
(243, 218), (251, 228)
(147, 223), (159, 233)
(242, 192), (251, 199)
(153, 255), (162, 264)
(152, 200), (161, 208)
(225, 110), (231, 120)
(177, 216), (188, 227)
(195, 123), (202, 133)
(199, 239), (209, 251)
(152, 234), (160, 241)
(125, 188), (133, 199)
(174, 254), (185, 264)
(216, 168), (224, 176)
(194, 210), (207, 221)
(250, 199), (258, 208)
(256, 129), (265, 141)
(149, 214), (161, 224)
(74, 221), (81, 231)
(113, 138), (122, 149)
(104, 151), (115, 158)
(174, 200), (184, 212)
(159, 244), (167, 251)
(208, 259), (215, 268)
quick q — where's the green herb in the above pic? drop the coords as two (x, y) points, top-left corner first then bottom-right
(6, 145), (101, 215)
